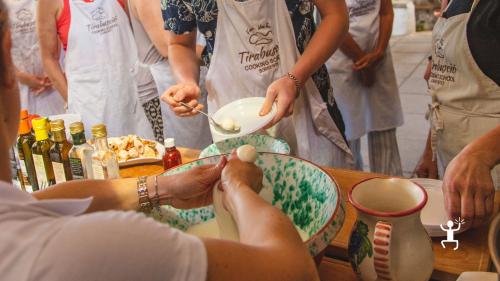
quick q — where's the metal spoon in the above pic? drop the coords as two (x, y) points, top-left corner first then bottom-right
(179, 101), (241, 134)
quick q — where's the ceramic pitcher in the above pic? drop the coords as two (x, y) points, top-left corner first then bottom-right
(348, 178), (434, 281)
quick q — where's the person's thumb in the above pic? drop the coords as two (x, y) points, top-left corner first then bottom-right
(205, 156), (227, 183)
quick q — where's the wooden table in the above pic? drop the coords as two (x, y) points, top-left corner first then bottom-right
(121, 147), (500, 281)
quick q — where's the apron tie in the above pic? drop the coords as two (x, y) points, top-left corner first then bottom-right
(428, 102), (444, 162)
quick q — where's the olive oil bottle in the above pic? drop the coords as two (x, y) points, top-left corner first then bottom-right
(68, 122), (94, 179)
(91, 124), (120, 179)
(49, 120), (73, 183)
(16, 110), (37, 191)
(31, 118), (56, 189)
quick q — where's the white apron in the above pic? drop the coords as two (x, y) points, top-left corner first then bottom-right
(204, 0), (353, 167)
(325, 0), (403, 141)
(65, 0), (153, 139)
(148, 33), (212, 149)
(429, 0), (500, 188)
(7, 0), (65, 116)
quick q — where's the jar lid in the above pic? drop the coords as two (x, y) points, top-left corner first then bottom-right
(91, 124), (107, 138)
(69, 122), (85, 135)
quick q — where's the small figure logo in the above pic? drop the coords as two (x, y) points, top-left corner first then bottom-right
(440, 217), (465, 250)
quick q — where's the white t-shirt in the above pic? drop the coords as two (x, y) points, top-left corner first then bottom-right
(0, 181), (207, 281)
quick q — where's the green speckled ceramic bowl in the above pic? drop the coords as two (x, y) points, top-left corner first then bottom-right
(152, 153), (345, 256)
(199, 135), (291, 158)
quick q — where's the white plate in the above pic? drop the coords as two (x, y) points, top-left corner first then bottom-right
(210, 97), (277, 142)
(412, 178), (466, 237)
(107, 137), (164, 167)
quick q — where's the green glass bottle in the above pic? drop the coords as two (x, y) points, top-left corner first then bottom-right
(16, 110), (37, 191)
(49, 120), (73, 183)
(31, 117), (56, 189)
(68, 122), (94, 180)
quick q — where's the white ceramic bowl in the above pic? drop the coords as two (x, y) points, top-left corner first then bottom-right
(210, 97), (277, 142)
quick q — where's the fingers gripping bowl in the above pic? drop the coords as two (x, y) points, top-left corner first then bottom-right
(152, 153), (345, 256)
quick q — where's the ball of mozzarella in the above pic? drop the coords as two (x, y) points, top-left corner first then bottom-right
(221, 118), (235, 131)
(236, 144), (257, 163)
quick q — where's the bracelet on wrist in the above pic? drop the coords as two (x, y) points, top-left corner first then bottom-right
(285, 72), (302, 98)
(137, 176), (152, 213)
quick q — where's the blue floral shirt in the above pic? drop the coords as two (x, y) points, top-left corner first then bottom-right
(162, 0), (345, 132)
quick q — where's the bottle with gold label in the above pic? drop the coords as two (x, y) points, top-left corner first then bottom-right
(49, 120), (73, 183)
(31, 118), (55, 189)
(68, 122), (94, 180)
(16, 109), (37, 192)
(91, 124), (120, 180)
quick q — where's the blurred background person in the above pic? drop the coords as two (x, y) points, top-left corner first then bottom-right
(416, 0), (499, 223)
(6, 0), (65, 116)
(326, 0), (404, 176)
(128, 0), (211, 148)
(37, 0), (153, 138)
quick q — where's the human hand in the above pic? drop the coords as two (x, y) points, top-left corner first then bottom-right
(161, 82), (203, 117)
(17, 72), (48, 91)
(260, 75), (298, 128)
(442, 152), (495, 228)
(415, 147), (439, 179)
(353, 51), (383, 71)
(161, 156), (227, 209)
(220, 151), (263, 209)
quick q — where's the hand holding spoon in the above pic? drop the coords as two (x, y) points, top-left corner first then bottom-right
(179, 101), (241, 134)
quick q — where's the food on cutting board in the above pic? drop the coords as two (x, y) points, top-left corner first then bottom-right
(108, 135), (158, 161)
(221, 117), (241, 131)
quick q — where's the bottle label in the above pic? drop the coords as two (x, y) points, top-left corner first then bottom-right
(70, 157), (85, 179)
(52, 162), (67, 184)
(33, 154), (49, 189)
(92, 159), (105, 180)
(19, 159), (31, 186)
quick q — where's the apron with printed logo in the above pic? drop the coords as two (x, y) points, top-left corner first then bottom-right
(65, 0), (153, 139)
(325, 0), (403, 141)
(429, 0), (500, 188)
(7, 0), (65, 116)
(204, 0), (353, 167)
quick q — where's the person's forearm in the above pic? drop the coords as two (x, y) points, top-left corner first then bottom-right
(168, 44), (200, 85)
(339, 34), (366, 62)
(291, 3), (348, 84)
(43, 57), (67, 101)
(375, 0), (394, 55)
(461, 125), (500, 168)
(33, 178), (139, 212)
(228, 186), (303, 248)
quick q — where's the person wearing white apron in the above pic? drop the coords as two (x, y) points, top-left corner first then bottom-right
(325, 0), (404, 176)
(162, 0), (353, 168)
(37, 0), (153, 139)
(416, 0), (500, 226)
(6, 0), (65, 116)
(127, 0), (212, 148)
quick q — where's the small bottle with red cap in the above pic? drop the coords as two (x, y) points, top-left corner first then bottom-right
(162, 138), (182, 170)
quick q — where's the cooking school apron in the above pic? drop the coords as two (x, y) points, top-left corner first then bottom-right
(65, 0), (153, 139)
(325, 0), (403, 141)
(7, 0), (65, 116)
(205, 0), (353, 167)
(429, 0), (500, 188)
(147, 33), (212, 149)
